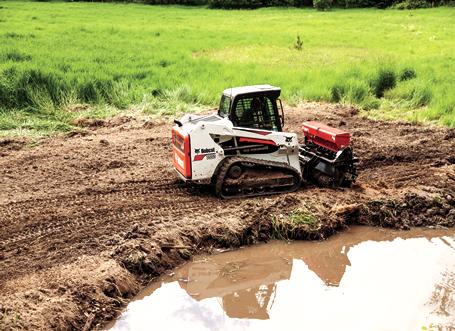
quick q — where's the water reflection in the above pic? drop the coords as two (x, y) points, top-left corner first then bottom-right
(110, 227), (455, 331)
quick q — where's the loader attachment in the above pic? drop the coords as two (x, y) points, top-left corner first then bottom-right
(299, 121), (358, 187)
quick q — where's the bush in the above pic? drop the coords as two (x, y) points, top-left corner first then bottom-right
(334, 0), (396, 7)
(399, 67), (417, 81)
(314, 0), (332, 10)
(371, 68), (397, 98)
(208, 0), (264, 8)
(393, 0), (430, 9)
(146, 0), (207, 4)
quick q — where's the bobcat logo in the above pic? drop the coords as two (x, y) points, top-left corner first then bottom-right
(285, 136), (293, 143)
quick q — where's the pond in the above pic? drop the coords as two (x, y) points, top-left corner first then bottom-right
(108, 226), (455, 331)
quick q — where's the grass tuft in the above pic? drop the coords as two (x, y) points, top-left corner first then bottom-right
(399, 67), (417, 81)
(371, 68), (397, 98)
(271, 208), (321, 240)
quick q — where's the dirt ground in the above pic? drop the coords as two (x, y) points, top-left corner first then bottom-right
(0, 103), (454, 330)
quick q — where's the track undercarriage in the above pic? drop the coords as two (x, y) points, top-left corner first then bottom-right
(214, 157), (301, 199)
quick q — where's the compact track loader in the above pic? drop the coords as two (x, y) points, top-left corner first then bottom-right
(172, 85), (358, 198)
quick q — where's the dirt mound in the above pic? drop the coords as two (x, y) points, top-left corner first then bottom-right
(0, 104), (453, 330)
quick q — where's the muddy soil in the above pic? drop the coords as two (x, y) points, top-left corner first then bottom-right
(0, 103), (454, 330)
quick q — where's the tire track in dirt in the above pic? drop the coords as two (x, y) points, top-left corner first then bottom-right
(0, 163), (228, 284)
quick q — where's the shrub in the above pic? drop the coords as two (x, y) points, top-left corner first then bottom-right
(399, 67), (417, 81)
(371, 68), (397, 98)
(314, 0), (332, 10)
(208, 0), (264, 8)
(393, 0), (430, 9)
(146, 0), (207, 4)
(334, 0), (395, 7)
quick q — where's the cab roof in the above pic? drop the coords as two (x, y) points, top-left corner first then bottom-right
(222, 85), (281, 98)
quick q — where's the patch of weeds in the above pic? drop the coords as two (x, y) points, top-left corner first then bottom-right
(294, 35), (303, 51)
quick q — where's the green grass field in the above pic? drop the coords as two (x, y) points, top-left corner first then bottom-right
(0, 1), (454, 135)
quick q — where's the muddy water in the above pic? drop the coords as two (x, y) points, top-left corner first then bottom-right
(109, 226), (455, 331)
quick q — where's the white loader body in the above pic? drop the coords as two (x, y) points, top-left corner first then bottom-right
(172, 113), (301, 184)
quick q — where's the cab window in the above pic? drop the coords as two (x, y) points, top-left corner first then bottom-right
(232, 96), (279, 131)
(219, 95), (230, 118)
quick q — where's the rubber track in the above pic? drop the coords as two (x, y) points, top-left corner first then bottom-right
(215, 156), (302, 199)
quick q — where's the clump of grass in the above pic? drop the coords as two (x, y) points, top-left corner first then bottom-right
(159, 59), (171, 67)
(4, 51), (32, 62)
(385, 80), (432, 108)
(141, 85), (207, 115)
(330, 83), (345, 103)
(289, 209), (319, 228)
(271, 208), (320, 240)
(413, 93), (455, 125)
(371, 68), (397, 98)
(399, 67), (417, 81)
(330, 80), (376, 109)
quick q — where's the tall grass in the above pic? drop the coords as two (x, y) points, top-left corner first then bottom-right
(0, 2), (454, 135)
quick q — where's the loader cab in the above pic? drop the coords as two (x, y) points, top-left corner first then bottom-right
(218, 85), (284, 132)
